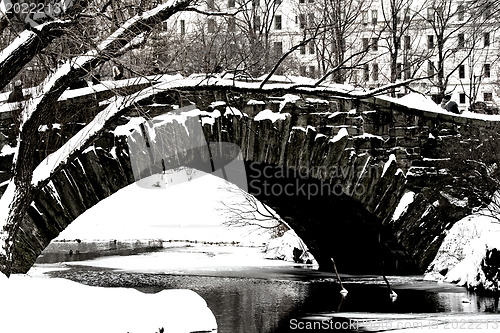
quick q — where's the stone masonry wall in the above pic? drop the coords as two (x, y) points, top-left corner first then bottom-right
(0, 86), (496, 273)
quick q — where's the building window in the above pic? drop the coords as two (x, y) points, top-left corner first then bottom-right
(458, 33), (465, 48)
(371, 10), (378, 24)
(275, 0), (282, 5)
(484, 32), (490, 47)
(228, 17), (235, 32)
(371, 38), (378, 51)
(372, 63), (379, 81)
(404, 62), (411, 79)
(362, 38), (369, 50)
(362, 11), (368, 24)
(484, 92), (493, 101)
(484, 4), (491, 20)
(253, 15), (261, 32)
(404, 8), (410, 23)
(427, 35), (434, 49)
(309, 66), (316, 78)
(459, 93), (466, 104)
(275, 15), (282, 30)
(427, 7), (434, 21)
(228, 0), (235, 7)
(459, 65), (465, 79)
(363, 64), (369, 81)
(180, 20), (185, 36)
(207, 18), (216, 33)
(404, 35), (411, 50)
(207, 0), (215, 10)
(299, 0), (305, 3)
(252, 0), (259, 7)
(274, 41), (283, 56)
(351, 70), (359, 84)
(299, 14), (306, 29)
(308, 13), (315, 27)
(300, 44), (306, 54)
(300, 66), (307, 76)
(396, 62), (402, 80)
(309, 41), (315, 54)
(457, 3), (464, 21)
(396, 36), (401, 50)
(427, 61), (434, 77)
(484, 64), (491, 78)
(228, 43), (236, 57)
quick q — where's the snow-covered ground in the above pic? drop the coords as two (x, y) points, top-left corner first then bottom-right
(53, 169), (275, 245)
(425, 204), (500, 292)
(0, 273), (217, 333)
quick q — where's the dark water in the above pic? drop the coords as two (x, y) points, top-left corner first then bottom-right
(39, 257), (500, 333)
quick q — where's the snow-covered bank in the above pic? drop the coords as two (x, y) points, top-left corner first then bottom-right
(55, 170), (273, 245)
(0, 275), (217, 333)
(425, 210), (500, 293)
(265, 230), (317, 264)
(34, 245), (312, 275)
(52, 170), (315, 265)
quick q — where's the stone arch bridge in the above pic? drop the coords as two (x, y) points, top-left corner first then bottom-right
(1, 77), (498, 274)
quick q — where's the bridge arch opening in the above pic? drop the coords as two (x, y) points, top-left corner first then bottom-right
(244, 162), (420, 275)
(34, 169), (283, 268)
(33, 163), (420, 276)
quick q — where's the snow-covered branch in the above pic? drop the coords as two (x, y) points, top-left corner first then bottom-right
(15, 0), (196, 178)
(0, 20), (74, 90)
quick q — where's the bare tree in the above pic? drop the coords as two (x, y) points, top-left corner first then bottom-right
(308, 0), (376, 83)
(423, 0), (488, 100)
(379, 0), (429, 95)
(459, 3), (500, 111)
(0, 0), (196, 276)
(218, 185), (289, 238)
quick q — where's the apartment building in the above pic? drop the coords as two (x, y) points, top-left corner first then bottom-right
(169, 0), (499, 112)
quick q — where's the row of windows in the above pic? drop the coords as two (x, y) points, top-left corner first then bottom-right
(457, 92), (493, 104)
(362, 3), (490, 26)
(221, 1), (492, 26)
(226, 0), (287, 8)
(226, 0), (315, 6)
(359, 32), (492, 52)
(359, 62), (493, 82)
(452, 63), (492, 79)
(299, 41), (315, 55)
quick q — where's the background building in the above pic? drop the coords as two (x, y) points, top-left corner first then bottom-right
(163, 0), (499, 112)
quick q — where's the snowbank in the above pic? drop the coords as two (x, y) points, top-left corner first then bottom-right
(0, 275), (217, 333)
(396, 93), (443, 113)
(265, 230), (317, 265)
(425, 210), (500, 292)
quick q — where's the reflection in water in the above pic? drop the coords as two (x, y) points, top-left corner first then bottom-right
(46, 266), (499, 333)
(37, 246), (499, 333)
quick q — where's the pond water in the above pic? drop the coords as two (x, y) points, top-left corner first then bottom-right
(35, 245), (500, 333)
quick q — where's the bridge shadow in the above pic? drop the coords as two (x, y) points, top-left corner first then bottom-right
(245, 162), (420, 275)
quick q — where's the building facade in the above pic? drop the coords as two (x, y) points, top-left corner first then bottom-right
(165, 0), (499, 112)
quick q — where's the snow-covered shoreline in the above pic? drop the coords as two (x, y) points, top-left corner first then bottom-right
(0, 272), (217, 333)
(425, 209), (500, 293)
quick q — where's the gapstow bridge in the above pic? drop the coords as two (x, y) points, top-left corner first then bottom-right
(0, 75), (497, 275)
